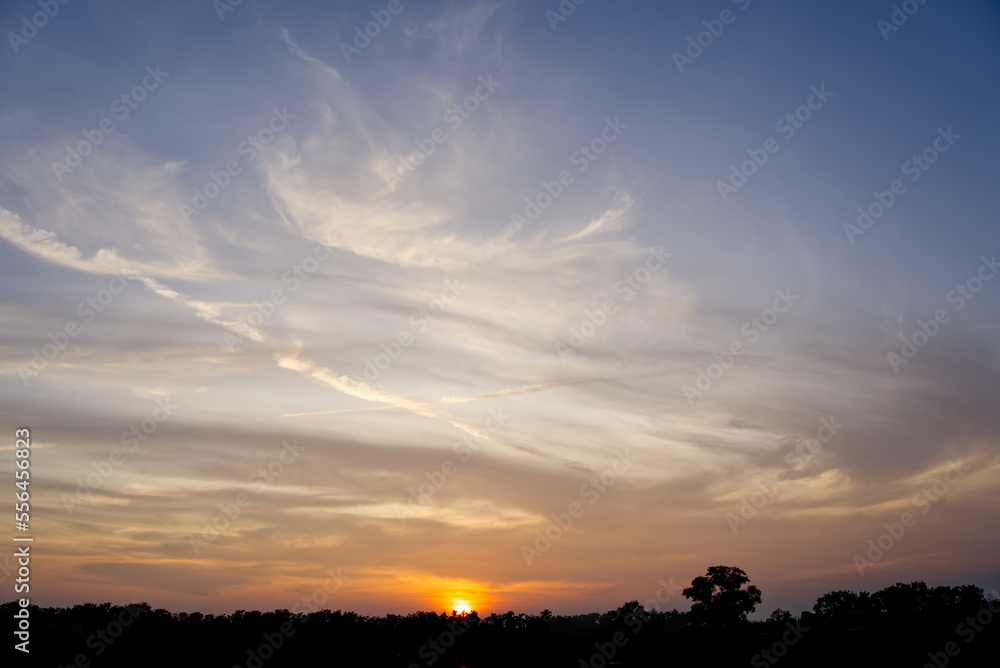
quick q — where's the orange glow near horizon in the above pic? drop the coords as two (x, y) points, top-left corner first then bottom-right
(408, 575), (495, 614)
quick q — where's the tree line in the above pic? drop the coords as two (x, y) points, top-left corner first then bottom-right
(5, 566), (997, 667)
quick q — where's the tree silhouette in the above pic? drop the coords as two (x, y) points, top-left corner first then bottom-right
(813, 582), (988, 627)
(768, 608), (793, 624)
(682, 565), (762, 625)
(5, 578), (1000, 668)
(812, 589), (876, 624)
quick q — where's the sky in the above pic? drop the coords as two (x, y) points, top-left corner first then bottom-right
(1, 0), (999, 618)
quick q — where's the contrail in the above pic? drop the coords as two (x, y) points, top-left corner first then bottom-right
(437, 365), (701, 404)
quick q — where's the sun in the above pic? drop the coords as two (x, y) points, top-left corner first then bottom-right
(451, 598), (473, 615)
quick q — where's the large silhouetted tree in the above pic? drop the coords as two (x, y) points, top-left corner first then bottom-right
(682, 565), (762, 625)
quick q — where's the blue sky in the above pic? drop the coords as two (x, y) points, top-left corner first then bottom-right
(1, 0), (999, 616)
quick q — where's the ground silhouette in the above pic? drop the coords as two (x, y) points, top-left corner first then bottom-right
(6, 570), (998, 667)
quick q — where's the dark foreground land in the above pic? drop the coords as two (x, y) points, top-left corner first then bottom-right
(6, 582), (999, 667)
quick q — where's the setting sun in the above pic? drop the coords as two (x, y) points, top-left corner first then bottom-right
(452, 598), (473, 615)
